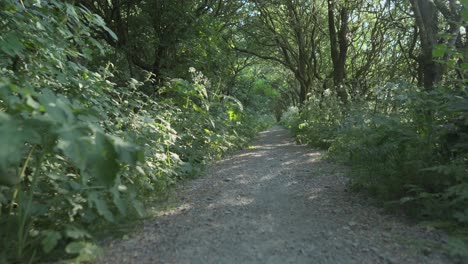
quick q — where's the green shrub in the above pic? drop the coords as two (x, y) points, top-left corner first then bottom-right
(281, 92), (344, 148)
(0, 2), (273, 262)
(284, 80), (467, 226)
(329, 85), (468, 224)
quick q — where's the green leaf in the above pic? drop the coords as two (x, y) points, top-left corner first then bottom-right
(0, 113), (29, 186)
(399, 196), (414, 204)
(193, 104), (202, 112)
(112, 136), (142, 166)
(432, 44), (446, 58)
(103, 25), (118, 41)
(41, 230), (62, 253)
(57, 127), (92, 171)
(93, 14), (118, 41)
(132, 199), (145, 217)
(461, 63), (468, 71)
(38, 89), (75, 124)
(65, 241), (102, 261)
(111, 187), (126, 215)
(88, 132), (120, 186)
(463, 8), (468, 22)
(88, 191), (114, 222)
(65, 225), (91, 239)
(65, 3), (79, 22)
(0, 32), (25, 57)
(65, 241), (85, 255)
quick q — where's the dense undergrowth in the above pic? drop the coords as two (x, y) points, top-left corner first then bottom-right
(0, 2), (273, 263)
(2, 0), (467, 262)
(282, 83), (468, 257)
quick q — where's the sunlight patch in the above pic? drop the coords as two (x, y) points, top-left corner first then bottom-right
(307, 188), (323, 200)
(237, 151), (267, 158)
(157, 203), (192, 217)
(207, 195), (254, 209)
(259, 174), (276, 182)
(286, 180), (298, 186)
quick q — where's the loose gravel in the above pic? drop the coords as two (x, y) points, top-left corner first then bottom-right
(96, 126), (452, 264)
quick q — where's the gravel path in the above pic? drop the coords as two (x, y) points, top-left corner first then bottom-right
(97, 126), (451, 264)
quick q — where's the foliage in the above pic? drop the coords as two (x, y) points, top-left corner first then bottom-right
(286, 80), (468, 226)
(2, 0), (467, 261)
(285, 79), (466, 217)
(331, 85), (467, 222)
(284, 82), (467, 261)
(280, 106), (300, 127)
(0, 1), (274, 262)
(276, 3), (468, 255)
(281, 91), (345, 148)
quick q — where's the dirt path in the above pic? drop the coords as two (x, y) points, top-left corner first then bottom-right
(98, 126), (451, 264)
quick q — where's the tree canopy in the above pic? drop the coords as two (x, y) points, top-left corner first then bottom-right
(0, 0), (467, 262)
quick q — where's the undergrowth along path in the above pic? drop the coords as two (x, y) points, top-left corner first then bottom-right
(97, 126), (450, 264)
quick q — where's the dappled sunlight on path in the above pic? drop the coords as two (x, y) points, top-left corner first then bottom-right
(97, 126), (450, 264)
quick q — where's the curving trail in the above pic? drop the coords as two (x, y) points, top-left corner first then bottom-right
(97, 126), (451, 264)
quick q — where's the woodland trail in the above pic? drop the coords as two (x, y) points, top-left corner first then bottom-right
(97, 126), (451, 264)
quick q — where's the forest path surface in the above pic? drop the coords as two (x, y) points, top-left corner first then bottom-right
(97, 126), (450, 264)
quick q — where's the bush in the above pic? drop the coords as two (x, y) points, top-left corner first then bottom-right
(329, 84), (468, 224)
(285, 80), (467, 227)
(281, 92), (344, 148)
(0, 2), (273, 262)
(280, 106), (300, 127)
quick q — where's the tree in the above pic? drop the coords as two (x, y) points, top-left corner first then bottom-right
(79, 0), (242, 84)
(409, 0), (464, 90)
(327, 0), (350, 103)
(231, 0), (326, 104)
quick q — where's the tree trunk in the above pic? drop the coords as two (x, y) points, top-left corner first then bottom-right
(409, 0), (442, 90)
(327, 0), (349, 104)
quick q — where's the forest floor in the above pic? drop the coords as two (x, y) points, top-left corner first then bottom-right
(96, 126), (452, 264)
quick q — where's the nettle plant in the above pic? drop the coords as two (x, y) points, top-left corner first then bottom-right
(0, 1), (143, 262)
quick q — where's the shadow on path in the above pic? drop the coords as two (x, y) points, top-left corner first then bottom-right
(97, 126), (450, 264)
